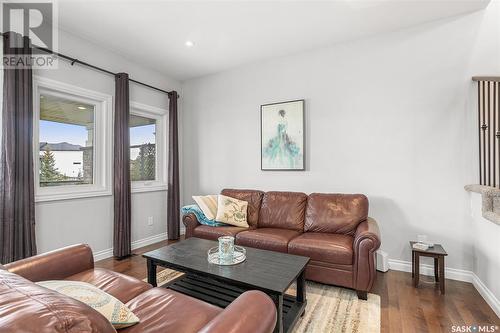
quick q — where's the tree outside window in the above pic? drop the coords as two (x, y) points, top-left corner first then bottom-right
(130, 114), (156, 182)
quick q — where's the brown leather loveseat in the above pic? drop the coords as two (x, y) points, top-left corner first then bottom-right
(183, 189), (381, 299)
(0, 244), (277, 333)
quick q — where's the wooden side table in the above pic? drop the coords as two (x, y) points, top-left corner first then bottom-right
(410, 241), (448, 294)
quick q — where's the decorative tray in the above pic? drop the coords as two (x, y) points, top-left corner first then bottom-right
(207, 245), (246, 265)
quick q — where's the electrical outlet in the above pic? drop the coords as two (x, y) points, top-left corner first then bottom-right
(147, 216), (154, 226)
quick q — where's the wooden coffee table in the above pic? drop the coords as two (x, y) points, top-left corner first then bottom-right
(143, 238), (310, 333)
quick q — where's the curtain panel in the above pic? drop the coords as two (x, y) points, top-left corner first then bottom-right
(0, 32), (37, 263)
(113, 73), (132, 258)
(167, 91), (180, 240)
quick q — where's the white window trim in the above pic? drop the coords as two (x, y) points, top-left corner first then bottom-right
(33, 76), (113, 202)
(130, 101), (168, 193)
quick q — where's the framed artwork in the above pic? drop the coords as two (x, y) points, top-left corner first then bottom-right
(261, 99), (305, 171)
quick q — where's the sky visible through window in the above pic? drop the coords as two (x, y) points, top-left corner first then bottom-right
(130, 124), (155, 146)
(40, 120), (88, 146)
(130, 123), (156, 162)
(40, 121), (155, 146)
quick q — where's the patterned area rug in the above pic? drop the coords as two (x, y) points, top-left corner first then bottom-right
(144, 269), (380, 333)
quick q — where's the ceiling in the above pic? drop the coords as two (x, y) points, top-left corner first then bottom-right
(41, 94), (94, 126)
(57, 0), (490, 81)
(40, 94), (155, 127)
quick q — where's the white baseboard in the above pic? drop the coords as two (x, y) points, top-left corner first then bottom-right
(93, 232), (168, 262)
(132, 232), (168, 251)
(388, 259), (473, 282)
(389, 259), (500, 317)
(472, 272), (500, 318)
(93, 248), (114, 262)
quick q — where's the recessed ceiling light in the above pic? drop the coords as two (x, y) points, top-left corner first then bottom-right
(185, 40), (194, 47)
(77, 106), (86, 110)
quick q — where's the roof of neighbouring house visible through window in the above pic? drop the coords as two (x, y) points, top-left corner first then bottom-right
(39, 142), (83, 151)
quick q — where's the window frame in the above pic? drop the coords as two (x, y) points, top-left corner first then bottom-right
(33, 76), (113, 202)
(129, 101), (167, 193)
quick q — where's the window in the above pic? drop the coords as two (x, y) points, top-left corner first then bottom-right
(39, 95), (94, 187)
(34, 77), (112, 201)
(129, 102), (167, 192)
(130, 115), (156, 182)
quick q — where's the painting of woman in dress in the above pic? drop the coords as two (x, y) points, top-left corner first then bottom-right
(261, 100), (304, 170)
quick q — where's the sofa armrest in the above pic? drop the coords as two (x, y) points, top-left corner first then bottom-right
(4, 244), (94, 282)
(354, 217), (381, 246)
(183, 212), (201, 238)
(353, 217), (381, 292)
(198, 291), (276, 333)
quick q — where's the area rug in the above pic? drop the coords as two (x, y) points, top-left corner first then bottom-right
(144, 269), (380, 333)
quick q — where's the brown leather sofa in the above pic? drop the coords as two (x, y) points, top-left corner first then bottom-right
(183, 189), (381, 299)
(0, 244), (277, 333)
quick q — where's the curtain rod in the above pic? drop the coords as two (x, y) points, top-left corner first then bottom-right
(1, 32), (178, 98)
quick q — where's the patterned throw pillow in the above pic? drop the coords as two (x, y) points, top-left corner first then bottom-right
(37, 280), (139, 329)
(215, 194), (249, 228)
(192, 194), (218, 220)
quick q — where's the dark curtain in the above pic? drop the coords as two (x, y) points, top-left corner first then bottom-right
(113, 73), (131, 258)
(0, 32), (37, 263)
(167, 91), (179, 240)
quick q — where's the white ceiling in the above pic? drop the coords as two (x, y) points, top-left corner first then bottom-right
(57, 0), (490, 81)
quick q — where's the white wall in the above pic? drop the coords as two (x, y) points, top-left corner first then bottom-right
(469, 192), (500, 316)
(1, 28), (181, 256)
(181, 3), (500, 273)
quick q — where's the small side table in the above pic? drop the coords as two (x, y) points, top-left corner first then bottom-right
(410, 241), (448, 294)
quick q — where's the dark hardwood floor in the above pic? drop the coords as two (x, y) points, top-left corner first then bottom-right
(96, 238), (500, 333)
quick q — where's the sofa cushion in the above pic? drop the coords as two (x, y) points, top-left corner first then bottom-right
(122, 288), (221, 333)
(221, 189), (264, 228)
(288, 232), (354, 265)
(236, 228), (301, 253)
(305, 193), (368, 235)
(66, 267), (152, 303)
(0, 269), (115, 333)
(193, 225), (248, 241)
(258, 191), (308, 231)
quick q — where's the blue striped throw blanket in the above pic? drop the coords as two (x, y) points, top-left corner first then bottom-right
(181, 204), (228, 227)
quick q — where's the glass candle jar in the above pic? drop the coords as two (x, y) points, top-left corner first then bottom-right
(218, 236), (235, 261)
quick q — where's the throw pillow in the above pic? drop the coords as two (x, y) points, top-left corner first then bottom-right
(215, 194), (249, 228)
(192, 194), (218, 220)
(37, 280), (139, 329)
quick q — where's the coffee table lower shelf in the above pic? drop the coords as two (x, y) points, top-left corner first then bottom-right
(163, 273), (306, 333)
